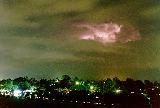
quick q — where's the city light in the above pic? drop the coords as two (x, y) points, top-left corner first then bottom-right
(115, 89), (122, 94)
(13, 90), (22, 97)
(89, 85), (97, 93)
(90, 85), (94, 90)
(75, 81), (80, 85)
(0, 75), (158, 107)
(55, 79), (59, 83)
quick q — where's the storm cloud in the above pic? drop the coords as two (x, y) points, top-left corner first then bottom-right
(0, 0), (159, 80)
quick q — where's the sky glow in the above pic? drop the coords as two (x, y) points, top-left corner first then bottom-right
(0, 0), (159, 80)
(78, 22), (141, 44)
(79, 22), (122, 43)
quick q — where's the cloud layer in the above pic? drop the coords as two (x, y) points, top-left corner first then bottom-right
(0, 0), (159, 80)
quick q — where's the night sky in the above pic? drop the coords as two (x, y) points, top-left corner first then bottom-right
(0, 0), (159, 80)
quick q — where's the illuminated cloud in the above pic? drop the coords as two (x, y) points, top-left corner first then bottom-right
(0, 0), (159, 80)
(77, 22), (141, 43)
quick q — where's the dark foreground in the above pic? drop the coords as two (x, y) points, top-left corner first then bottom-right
(0, 95), (152, 108)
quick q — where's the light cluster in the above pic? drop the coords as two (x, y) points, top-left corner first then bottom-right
(0, 75), (159, 108)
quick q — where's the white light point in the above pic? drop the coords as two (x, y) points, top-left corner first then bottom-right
(13, 90), (22, 97)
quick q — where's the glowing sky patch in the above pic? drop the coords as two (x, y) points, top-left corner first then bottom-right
(78, 22), (121, 43)
(77, 22), (141, 43)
